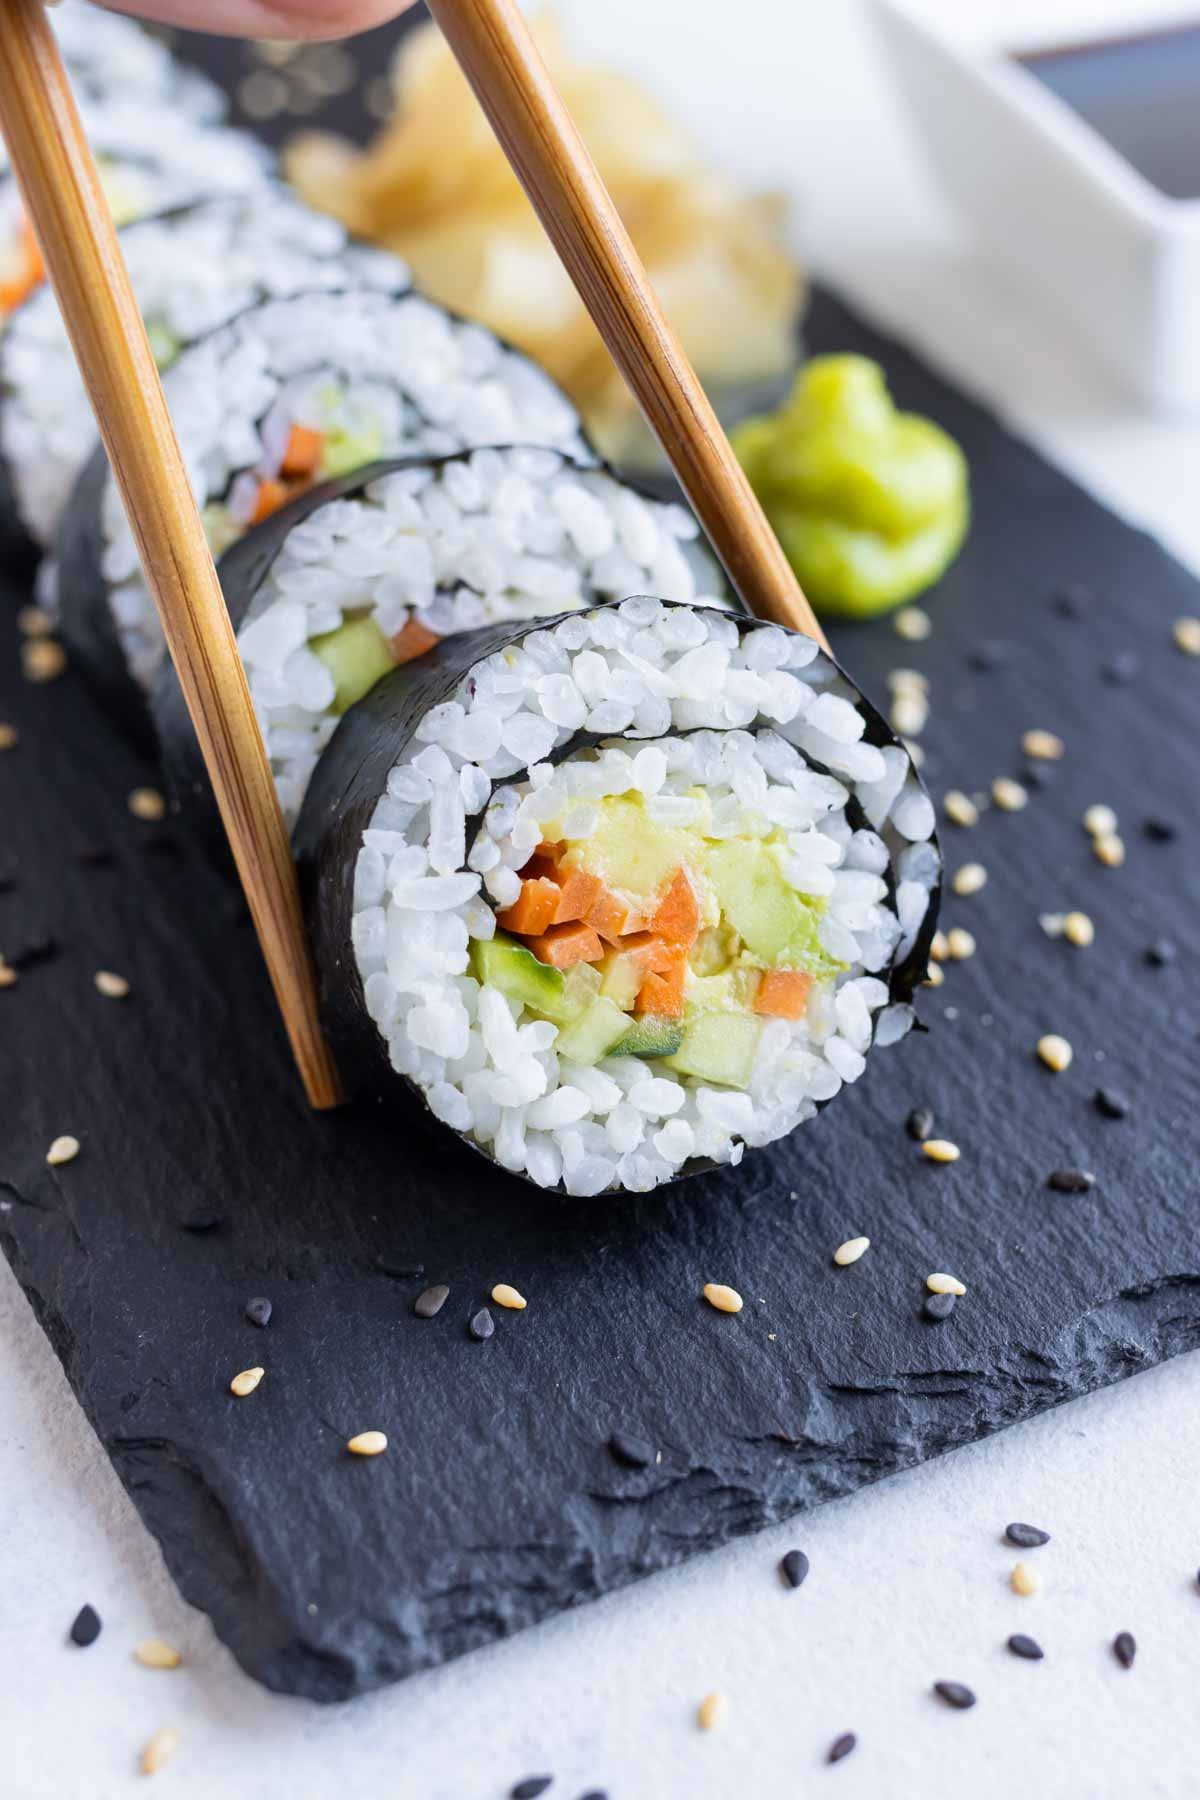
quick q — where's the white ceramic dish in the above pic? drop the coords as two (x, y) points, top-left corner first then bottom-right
(873, 0), (1200, 410)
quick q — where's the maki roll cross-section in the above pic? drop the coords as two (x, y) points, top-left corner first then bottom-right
(297, 598), (940, 1194)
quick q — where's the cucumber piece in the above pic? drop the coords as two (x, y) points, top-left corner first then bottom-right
(614, 1014), (684, 1059)
(665, 1012), (762, 1088)
(554, 995), (631, 1065)
(472, 934), (565, 1015)
(555, 961), (602, 1024)
(320, 419), (385, 479)
(599, 949), (643, 1011)
(707, 840), (837, 972)
(310, 616), (396, 716)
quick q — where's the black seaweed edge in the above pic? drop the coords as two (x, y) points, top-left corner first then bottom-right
(293, 599), (941, 1195)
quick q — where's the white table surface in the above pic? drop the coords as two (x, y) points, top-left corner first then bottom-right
(4, 1), (1198, 1794)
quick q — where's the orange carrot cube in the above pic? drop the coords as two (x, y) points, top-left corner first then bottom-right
(635, 957), (686, 1018)
(496, 878), (561, 938)
(280, 424), (325, 479)
(551, 869), (603, 925)
(388, 618), (441, 665)
(250, 478), (288, 524)
(753, 969), (813, 1019)
(649, 867), (700, 949)
(587, 887), (646, 944)
(527, 922), (605, 968)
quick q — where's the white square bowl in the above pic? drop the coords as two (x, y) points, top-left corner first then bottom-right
(873, 0), (1200, 410)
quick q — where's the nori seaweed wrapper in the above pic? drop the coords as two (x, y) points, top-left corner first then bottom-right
(293, 600), (941, 1189)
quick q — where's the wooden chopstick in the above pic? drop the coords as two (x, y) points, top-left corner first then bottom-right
(0, 0), (342, 1111)
(426, 0), (830, 652)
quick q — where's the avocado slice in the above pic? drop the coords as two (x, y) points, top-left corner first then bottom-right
(665, 1011), (762, 1089)
(310, 616), (396, 716)
(706, 840), (838, 973)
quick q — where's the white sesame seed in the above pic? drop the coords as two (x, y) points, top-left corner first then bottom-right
(0, 723), (18, 751)
(16, 604), (53, 637)
(927, 1271), (966, 1295)
(702, 1282), (743, 1314)
(697, 1691), (728, 1731)
(140, 1727), (180, 1776)
(992, 777), (1028, 812)
(904, 737), (926, 768)
(128, 787), (166, 822)
(1011, 1562), (1039, 1597)
(833, 1236), (870, 1266)
(22, 638), (66, 683)
(922, 1140), (961, 1164)
(229, 1366), (264, 1398)
(347, 1430), (388, 1456)
(952, 863), (987, 897)
(46, 1134), (79, 1166)
(888, 667), (929, 693)
(929, 930), (950, 963)
(923, 962), (945, 988)
(94, 970), (130, 999)
(1094, 833), (1125, 868)
(1063, 911), (1095, 947)
(1037, 1033), (1073, 1072)
(946, 927), (976, 960)
(890, 693), (928, 737)
(134, 1638), (182, 1670)
(1083, 804), (1118, 838)
(943, 790), (978, 828)
(1021, 729), (1064, 761)
(491, 1283), (526, 1310)
(1174, 616), (1200, 655)
(1039, 913), (1065, 938)
(0, 965), (17, 989)
(894, 605), (932, 641)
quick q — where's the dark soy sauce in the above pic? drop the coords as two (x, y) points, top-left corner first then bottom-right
(1017, 22), (1200, 201)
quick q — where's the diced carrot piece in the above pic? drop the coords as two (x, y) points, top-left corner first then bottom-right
(753, 969), (813, 1020)
(0, 220), (44, 316)
(526, 922), (605, 968)
(649, 866), (700, 949)
(619, 931), (678, 974)
(389, 617), (441, 665)
(519, 851), (561, 885)
(250, 478), (289, 524)
(587, 886), (646, 945)
(552, 868), (603, 925)
(280, 424), (325, 479)
(635, 956), (686, 1018)
(496, 877), (561, 938)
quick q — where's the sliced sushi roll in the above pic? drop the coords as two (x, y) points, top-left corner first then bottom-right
(53, 288), (592, 728)
(0, 186), (409, 556)
(47, 2), (227, 127)
(154, 447), (725, 836)
(295, 598), (940, 1195)
(0, 111), (269, 337)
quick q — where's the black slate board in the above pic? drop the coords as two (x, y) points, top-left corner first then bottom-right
(2, 288), (1199, 1703)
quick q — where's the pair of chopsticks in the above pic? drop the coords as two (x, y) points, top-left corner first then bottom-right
(0, 0), (826, 1111)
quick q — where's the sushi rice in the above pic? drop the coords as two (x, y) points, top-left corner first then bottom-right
(1, 186), (410, 550)
(342, 599), (939, 1193)
(61, 288), (591, 693)
(232, 448), (725, 825)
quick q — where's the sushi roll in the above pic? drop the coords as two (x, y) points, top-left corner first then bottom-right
(0, 186), (410, 556)
(153, 447), (726, 835)
(53, 288), (592, 727)
(45, 2), (227, 127)
(295, 597), (941, 1194)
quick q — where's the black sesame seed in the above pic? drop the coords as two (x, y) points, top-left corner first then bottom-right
(1101, 651), (1140, 684)
(511, 1779), (553, 1799)
(828, 1732), (857, 1764)
(468, 1307), (494, 1342)
(1006, 1522), (1051, 1548)
(933, 1680), (976, 1710)
(1048, 1168), (1096, 1193)
(69, 1603), (101, 1647)
(1007, 1634), (1044, 1661)
(76, 845), (114, 868)
(1113, 1631), (1137, 1669)
(609, 1429), (654, 1468)
(1145, 940), (1176, 967)
(577, 1793), (608, 1800)
(1143, 816), (1177, 843)
(244, 1296), (272, 1328)
(906, 1105), (934, 1142)
(1094, 1087), (1130, 1120)
(781, 1549), (810, 1589)
(179, 1208), (223, 1233)
(923, 1292), (956, 1321)
(1052, 583), (1091, 617)
(414, 1284), (449, 1319)
(9, 933), (58, 969)
(1021, 762), (1056, 791)
(375, 1258), (425, 1279)
(966, 639), (1010, 671)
